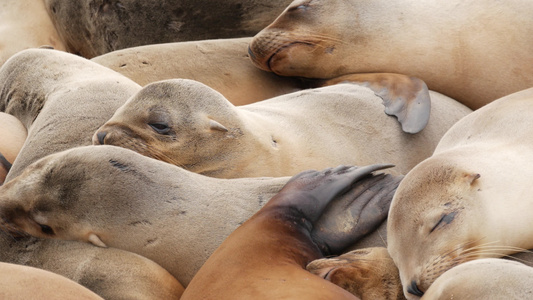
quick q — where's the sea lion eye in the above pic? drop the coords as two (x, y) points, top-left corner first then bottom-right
(149, 123), (171, 134)
(429, 211), (457, 233)
(39, 224), (55, 235)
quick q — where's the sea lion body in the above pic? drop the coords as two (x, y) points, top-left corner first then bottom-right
(0, 0), (66, 66)
(0, 262), (103, 300)
(94, 79), (471, 177)
(422, 259), (533, 299)
(182, 165), (401, 299)
(387, 88), (533, 298)
(249, 0), (533, 109)
(45, 0), (292, 58)
(0, 112), (27, 184)
(92, 38), (303, 105)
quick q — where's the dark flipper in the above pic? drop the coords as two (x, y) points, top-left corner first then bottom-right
(317, 73), (431, 134)
(312, 172), (403, 254)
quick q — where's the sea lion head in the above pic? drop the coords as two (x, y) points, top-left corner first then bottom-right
(248, 0), (356, 78)
(93, 79), (244, 174)
(307, 247), (404, 300)
(0, 146), (163, 248)
(387, 156), (488, 299)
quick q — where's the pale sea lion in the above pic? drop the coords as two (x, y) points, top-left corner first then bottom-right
(387, 88), (533, 299)
(93, 79), (471, 178)
(422, 259), (533, 299)
(307, 247), (405, 300)
(0, 146), (399, 286)
(0, 49), (186, 297)
(0, 262), (103, 300)
(0, 112), (27, 184)
(181, 165), (401, 299)
(249, 0), (533, 110)
(0, 0), (66, 67)
(44, 0), (293, 58)
(91, 38), (304, 105)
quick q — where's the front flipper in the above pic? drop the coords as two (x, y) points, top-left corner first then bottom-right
(317, 73), (431, 134)
(311, 171), (403, 254)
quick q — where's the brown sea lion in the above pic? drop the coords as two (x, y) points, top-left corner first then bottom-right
(181, 164), (401, 299)
(0, 0), (66, 67)
(44, 0), (293, 58)
(307, 247), (405, 300)
(93, 79), (471, 178)
(387, 88), (533, 299)
(249, 0), (533, 110)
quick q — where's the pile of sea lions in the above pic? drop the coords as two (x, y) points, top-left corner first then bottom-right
(0, 0), (532, 299)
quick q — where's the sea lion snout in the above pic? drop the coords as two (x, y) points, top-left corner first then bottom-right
(95, 131), (107, 145)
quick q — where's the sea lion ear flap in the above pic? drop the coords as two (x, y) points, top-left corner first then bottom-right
(317, 73), (431, 134)
(463, 173), (481, 185)
(209, 119), (228, 132)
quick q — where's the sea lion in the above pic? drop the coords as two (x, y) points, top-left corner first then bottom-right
(0, 0), (66, 67)
(0, 145), (400, 286)
(93, 78), (471, 177)
(0, 232), (184, 300)
(0, 49), (186, 297)
(387, 88), (533, 298)
(91, 38), (304, 105)
(0, 48), (141, 180)
(181, 164), (401, 299)
(0, 112), (27, 184)
(44, 0), (293, 58)
(422, 259), (533, 299)
(0, 262), (103, 300)
(307, 247), (405, 300)
(249, 0), (533, 110)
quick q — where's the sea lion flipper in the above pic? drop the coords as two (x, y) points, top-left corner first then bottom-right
(311, 172), (403, 254)
(318, 73), (431, 134)
(271, 164), (395, 223)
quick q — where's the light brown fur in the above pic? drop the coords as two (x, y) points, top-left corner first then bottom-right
(387, 88), (533, 299)
(92, 38), (304, 106)
(0, 112), (27, 184)
(94, 79), (471, 178)
(249, 0), (533, 109)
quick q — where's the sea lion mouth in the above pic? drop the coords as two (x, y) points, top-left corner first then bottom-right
(266, 41), (316, 74)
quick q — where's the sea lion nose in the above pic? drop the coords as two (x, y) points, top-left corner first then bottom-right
(407, 280), (424, 297)
(96, 131), (107, 145)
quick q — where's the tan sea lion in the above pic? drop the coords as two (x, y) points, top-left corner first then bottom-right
(44, 0), (293, 58)
(0, 146), (399, 286)
(387, 88), (533, 299)
(307, 247), (405, 300)
(0, 262), (103, 300)
(93, 78), (471, 178)
(91, 38), (304, 105)
(0, 0), (66, 67)
(181, 164), (401, 299)
(0, 112), (27, 184)
(249, 0), (533, 110)
(0, 49), (186, 297)
(422, 259), (533, 299)
(0, 232), (184, 300)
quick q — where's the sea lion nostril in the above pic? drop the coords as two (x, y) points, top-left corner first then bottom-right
(96, 131), (107, 145)
(407, 280), (424, 296)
